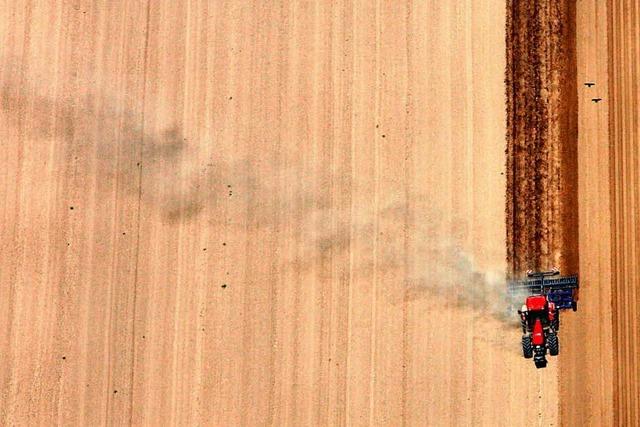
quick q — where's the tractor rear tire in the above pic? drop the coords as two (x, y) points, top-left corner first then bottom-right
(552, 311), (560, 331)
(522, 335), (533, 359)
(548, 333), (559, 356)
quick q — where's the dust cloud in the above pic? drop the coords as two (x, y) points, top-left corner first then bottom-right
(1, 57), (524, 330)
(286, 196), (524, 328)
(404, 239), (524, 326)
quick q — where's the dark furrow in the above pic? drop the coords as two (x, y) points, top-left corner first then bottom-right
(505, 1), (578, 277)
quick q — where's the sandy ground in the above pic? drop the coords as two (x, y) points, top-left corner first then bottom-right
(3, 1), (638, 426)
(559, 0), (615, 425)
(607, 0), (640, 422)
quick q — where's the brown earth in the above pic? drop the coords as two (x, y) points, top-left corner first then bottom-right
(505, 0), (578, 276)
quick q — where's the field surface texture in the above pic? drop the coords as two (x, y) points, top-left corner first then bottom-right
(0, 0), (636, 426)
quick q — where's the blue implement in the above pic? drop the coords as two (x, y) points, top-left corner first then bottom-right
(509, 272), (579, 311)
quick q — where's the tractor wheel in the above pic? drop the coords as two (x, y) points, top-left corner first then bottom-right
(522, 335), (533, 359)
(552, 312), (560, 331)
(548, 333), (559, 356)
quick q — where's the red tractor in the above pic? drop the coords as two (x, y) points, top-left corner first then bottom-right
(510, 270), (579, 369)
(518, 295), (559, 368)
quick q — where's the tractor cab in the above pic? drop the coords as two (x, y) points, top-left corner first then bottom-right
(526, 294), (548, 312)
(521, 294), (556, 332)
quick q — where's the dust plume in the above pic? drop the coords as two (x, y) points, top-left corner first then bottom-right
(0, 58), (230, 224)
(404, 239), (524, 326)
(284, 196), (524, 327)
(1, 55), (524, 329)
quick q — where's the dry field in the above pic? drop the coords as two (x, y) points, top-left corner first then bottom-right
(0, 1), (638, 426)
